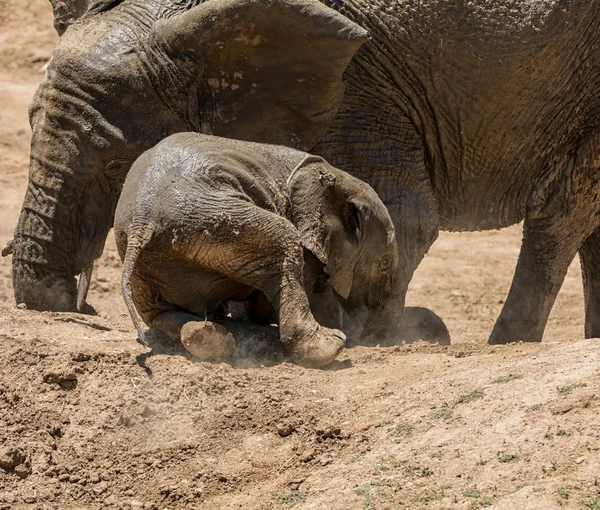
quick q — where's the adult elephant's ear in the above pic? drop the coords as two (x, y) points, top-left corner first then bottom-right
(150, 0), (368, 151)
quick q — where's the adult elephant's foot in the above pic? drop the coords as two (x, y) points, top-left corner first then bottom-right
(488, 314), (544, 345)
(285, 326), (346, 369)
(180, 321), (236, 360)
(12, 263), (78, 312)
(400, 307), (450, 345)
(359, 306), (450, 346)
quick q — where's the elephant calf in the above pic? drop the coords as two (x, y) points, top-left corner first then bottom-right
(114, 133), (398, 368)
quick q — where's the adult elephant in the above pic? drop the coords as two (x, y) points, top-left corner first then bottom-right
(6, 0), (600, 345)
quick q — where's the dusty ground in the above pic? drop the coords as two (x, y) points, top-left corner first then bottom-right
(0, 2), (599, 509)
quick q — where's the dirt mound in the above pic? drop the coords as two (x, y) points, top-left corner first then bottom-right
(0, 2), (598, 509)
(1, 309), (599, 509)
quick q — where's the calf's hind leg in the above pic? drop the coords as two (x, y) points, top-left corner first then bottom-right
(151, 310), (236, 360)
(123, 268), (237, 360)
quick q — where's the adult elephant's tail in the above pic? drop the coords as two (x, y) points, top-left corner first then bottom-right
(121, 224), (155, 346)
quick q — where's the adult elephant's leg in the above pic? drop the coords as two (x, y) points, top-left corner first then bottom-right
(579, 228), (600, 338)
(489, 220), (580, 344)
(371, 192), (441, 344)
(490, 135), (600, 344)
(313, 88), (441, 343)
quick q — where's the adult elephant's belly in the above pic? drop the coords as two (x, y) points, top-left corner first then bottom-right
(424, 67), (585, 232)
(434, 156), (535, 233)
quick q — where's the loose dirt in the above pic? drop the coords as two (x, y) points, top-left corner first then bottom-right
(0, 2), (598, 509)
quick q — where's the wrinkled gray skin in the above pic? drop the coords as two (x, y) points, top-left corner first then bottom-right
(7, 0), (600, 345)
(48, 0), (89, 35)
(114, 133), (399, 367)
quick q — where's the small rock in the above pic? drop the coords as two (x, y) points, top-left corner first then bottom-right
(222, 407), (235, 418)
(0, 493), (15, 504)
(47, 424), (63, 438)
(43, 371), (77, 385)
(319, 456), (332, 466)
(575, 456), (585, 464)
(72, 353), (91, 362)
(0, 447), (26, 470)
(44, 467), (57, 477)
(277, 424), (295, 437)
(300, 449), (315, 463)
(14, 464), (31, 479)
(16, 303), (27, 310)
(93, 481), (108, 495)
(287, 478), (304, 490)
(316, 426), (341, 441)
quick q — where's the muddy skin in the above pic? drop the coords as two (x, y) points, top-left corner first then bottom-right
(115, 134), (398, 368)
(47, 0), (89, 35)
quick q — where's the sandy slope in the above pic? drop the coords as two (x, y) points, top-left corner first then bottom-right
(0, 2), (598, 509)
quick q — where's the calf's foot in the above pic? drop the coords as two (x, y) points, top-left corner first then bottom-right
(285, 325), (346, 368)
(180, 321), (236, 360)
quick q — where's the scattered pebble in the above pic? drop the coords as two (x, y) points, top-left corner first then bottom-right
(277, 423), (295, 437)
(0, 447), (26, 471)
(43, 370), (77, 385)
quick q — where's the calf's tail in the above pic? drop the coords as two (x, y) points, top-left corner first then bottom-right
(122, 224), (155, 346)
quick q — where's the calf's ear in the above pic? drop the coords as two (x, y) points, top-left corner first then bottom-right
(151, 0), (368, 151)
(48, 0), (89, 36)
(288, 157), (361, 300)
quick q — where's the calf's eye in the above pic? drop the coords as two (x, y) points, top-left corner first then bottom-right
(379, 255), (391, 272)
